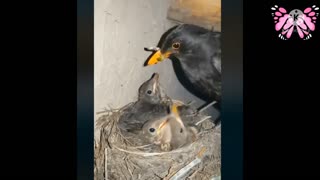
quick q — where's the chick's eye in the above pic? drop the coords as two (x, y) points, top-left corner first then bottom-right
(149, 128), (155, 133)
(172, 42), (180, 49)
(146, 90), (152, 95)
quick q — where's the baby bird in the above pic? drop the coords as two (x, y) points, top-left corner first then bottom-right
(117, 73), (171, 133)
(142, 115), (174, 151)
(170, 103), (199, 147)
(142, 103), (199, 151)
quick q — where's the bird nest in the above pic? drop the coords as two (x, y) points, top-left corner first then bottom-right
(94, 101), (221, 180)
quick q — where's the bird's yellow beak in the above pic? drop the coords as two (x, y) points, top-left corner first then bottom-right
(171, 103), (180, 116)
(146, 50), (171, 66)
(157, 119), (169, 135)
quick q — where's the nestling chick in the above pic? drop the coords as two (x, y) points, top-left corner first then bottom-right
(142, 103), (199, 151)
(117, 73), (171, 133)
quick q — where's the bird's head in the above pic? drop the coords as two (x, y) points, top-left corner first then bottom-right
(144, 24), (209, 66)
(142, 116), (171, 144)
(138, 73), (162, 104)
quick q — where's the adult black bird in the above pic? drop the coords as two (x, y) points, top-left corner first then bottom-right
(144, 24), (221, 124)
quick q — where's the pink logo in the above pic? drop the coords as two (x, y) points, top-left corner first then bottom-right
(271, 5), (319, 40)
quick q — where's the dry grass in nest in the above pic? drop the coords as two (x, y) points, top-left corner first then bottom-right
(94, 101), (221, 180)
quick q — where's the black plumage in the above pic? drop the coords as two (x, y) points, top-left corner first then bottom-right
(145, 24), (221, 124)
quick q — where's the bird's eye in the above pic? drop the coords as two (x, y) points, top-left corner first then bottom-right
(172, 42), (180, 49)
(147, 90), (152, 95)
(149, 128), (155, 133)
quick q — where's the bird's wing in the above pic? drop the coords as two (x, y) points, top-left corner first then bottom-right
(198, 31), (221, 74)
(206, 32), (221, 74)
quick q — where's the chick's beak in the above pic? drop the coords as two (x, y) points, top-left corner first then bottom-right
(152, 73), (159, 81)
(151, 73), (159, 93)
(157, 119), (169, 135)
(146, 50), (171, 66)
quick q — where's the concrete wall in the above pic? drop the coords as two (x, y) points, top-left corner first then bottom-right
(94, 0), (206, 121)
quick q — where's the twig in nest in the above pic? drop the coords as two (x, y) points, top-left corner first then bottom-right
(187, 169), (199, 179)
(96, 102), (134, 115)
(195, 116), (212, 126)
(96, 113), (116, 129)
(105, 133), (113, 149)
(96, 109), (112, 115)
(132, 143), (154, 149)
(99, 129), (106, 150)
(106, 117), (120, 148)
(124, 157), (134, 179)
(98, 106), (117, 115)
(128, 159), (141, 170)
(115, 126), (136, 147)
(164, 164), (174, 179)
(104, 148), (108, 180)
(119, 161), (129, 179)
(197, 101), (217, 113)
(169, 147), (206, 180)
(197, 128), (215, 137)
(114, 146), (187, 157)
(152, 171), (162, 179)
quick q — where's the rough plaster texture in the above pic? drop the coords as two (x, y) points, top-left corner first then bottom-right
(94, 0), (207, 121)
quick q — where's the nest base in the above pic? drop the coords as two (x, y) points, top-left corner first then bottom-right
(94, 102), (221, 180)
